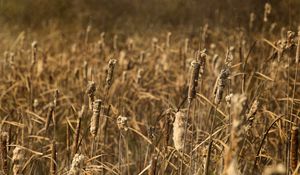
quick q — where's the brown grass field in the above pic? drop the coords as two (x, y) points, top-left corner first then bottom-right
(0, 1), (300, 174)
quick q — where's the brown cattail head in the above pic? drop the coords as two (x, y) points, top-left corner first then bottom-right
(173, 111), (186, 151)
(166, 32), (172, 49)
(117, 116), (128, 131)
(105, 59), (117, 89)
(249, 12), (256, 30)
(290, 126), (299, 171)
(246, 100), (260, 127)
(0, 132), (8, 174)
(188, 60), (200, 102)
(264, 3), (271, 22)
(296, 31), (300, 64)
(214, 68), (230, 105)
(86, 81), (96, 110)
(31, 41), (38, 65)
(113, 34), (118, 51)
(68, 154), (85, 175)
(12, 147), (24, 175)
(90, 99), (102, 137)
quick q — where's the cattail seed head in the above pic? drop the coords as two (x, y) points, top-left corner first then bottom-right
(0, 132), (8, 174)
(188, 60), (200, 101)
(12, 147), (25, 175)
(214, 68), (230, 105)
(105, 59), (117, 89)
(290, 126), (298, 171)
(31, 41), (38, 65)
(117, 116), (128, 131)
(90, 99), (102, 137)
(246, 100), (259, 127)
(86, 81), (96, 110)
(68, 154), (85, 175)
(264, 3), (271, 22)
(173, 111), (186, 151)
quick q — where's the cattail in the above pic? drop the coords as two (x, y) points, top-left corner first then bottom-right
(264, 3), (271, 23)
(188, 60), (200, 102)
(90, 99), (102, 137)
(85, 25), (92, 44)
(296, 31), (300, 64)
(249, 12), (256, 30)
(290, 126), (298, 171)
(113, 34), (118, 51)
(151, 37), (158, 54)
(139, 51), (145, 64)
(50, 141), (57, 175)
(0, 132), (8, 174)
(246, 100), (259, 127)
(86, 81), (96, 110)
(198, 50), (207, 81)
(100, 32), (105, 48)
(128, 38), (134, 51)
(53, 89), (59, 108)
(9, 52), (15, 67)
(83, 61), (88, 81)
(122, 71), (127, 83)
(184, 38), (189, 54)
(166, 32), (172, 49)
(136, 68), (143, 85)
(73, 106), (85, 156)
(31, 41), (38, 65)
(105, 59), (117, 89)
(117, 116), (128, 131)
(12, 147), (24, 175)
(68, 154), (85, 175)
(173, 111), (186, 151)
(214, 68), (230, 105)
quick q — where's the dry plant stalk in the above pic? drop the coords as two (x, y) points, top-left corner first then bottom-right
(68, 154), (85, 175)
(51, 141), (57, 175)
(90, 99), (102, 137)
(0, 132), (8, 174)
(296, 31), (300, 64)
(45, 102), (55, 133)
(73, 106), (85, 156)
(173, 111), (186, 151)
(290, 126), (298, 171)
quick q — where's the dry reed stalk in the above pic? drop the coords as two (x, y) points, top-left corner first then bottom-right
(0, 132), (8, 174)
(12, 147), (24, 175)
(50, 140), (57, 175)
(296, 31), (300, 64)
(173, 111), (185, 151)
(68, 154), (85, 175)
(148, 153), (158, 175)
(86, 81), (96, 111)
(73, 106), (85, 156)
(45, 102), (55, 133)
(246, 99), (259, 127)
(290, 126), (298, 171)
(90, 99), (102, 137)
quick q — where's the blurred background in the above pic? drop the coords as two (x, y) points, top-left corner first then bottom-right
(0, 0), (299, 33)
